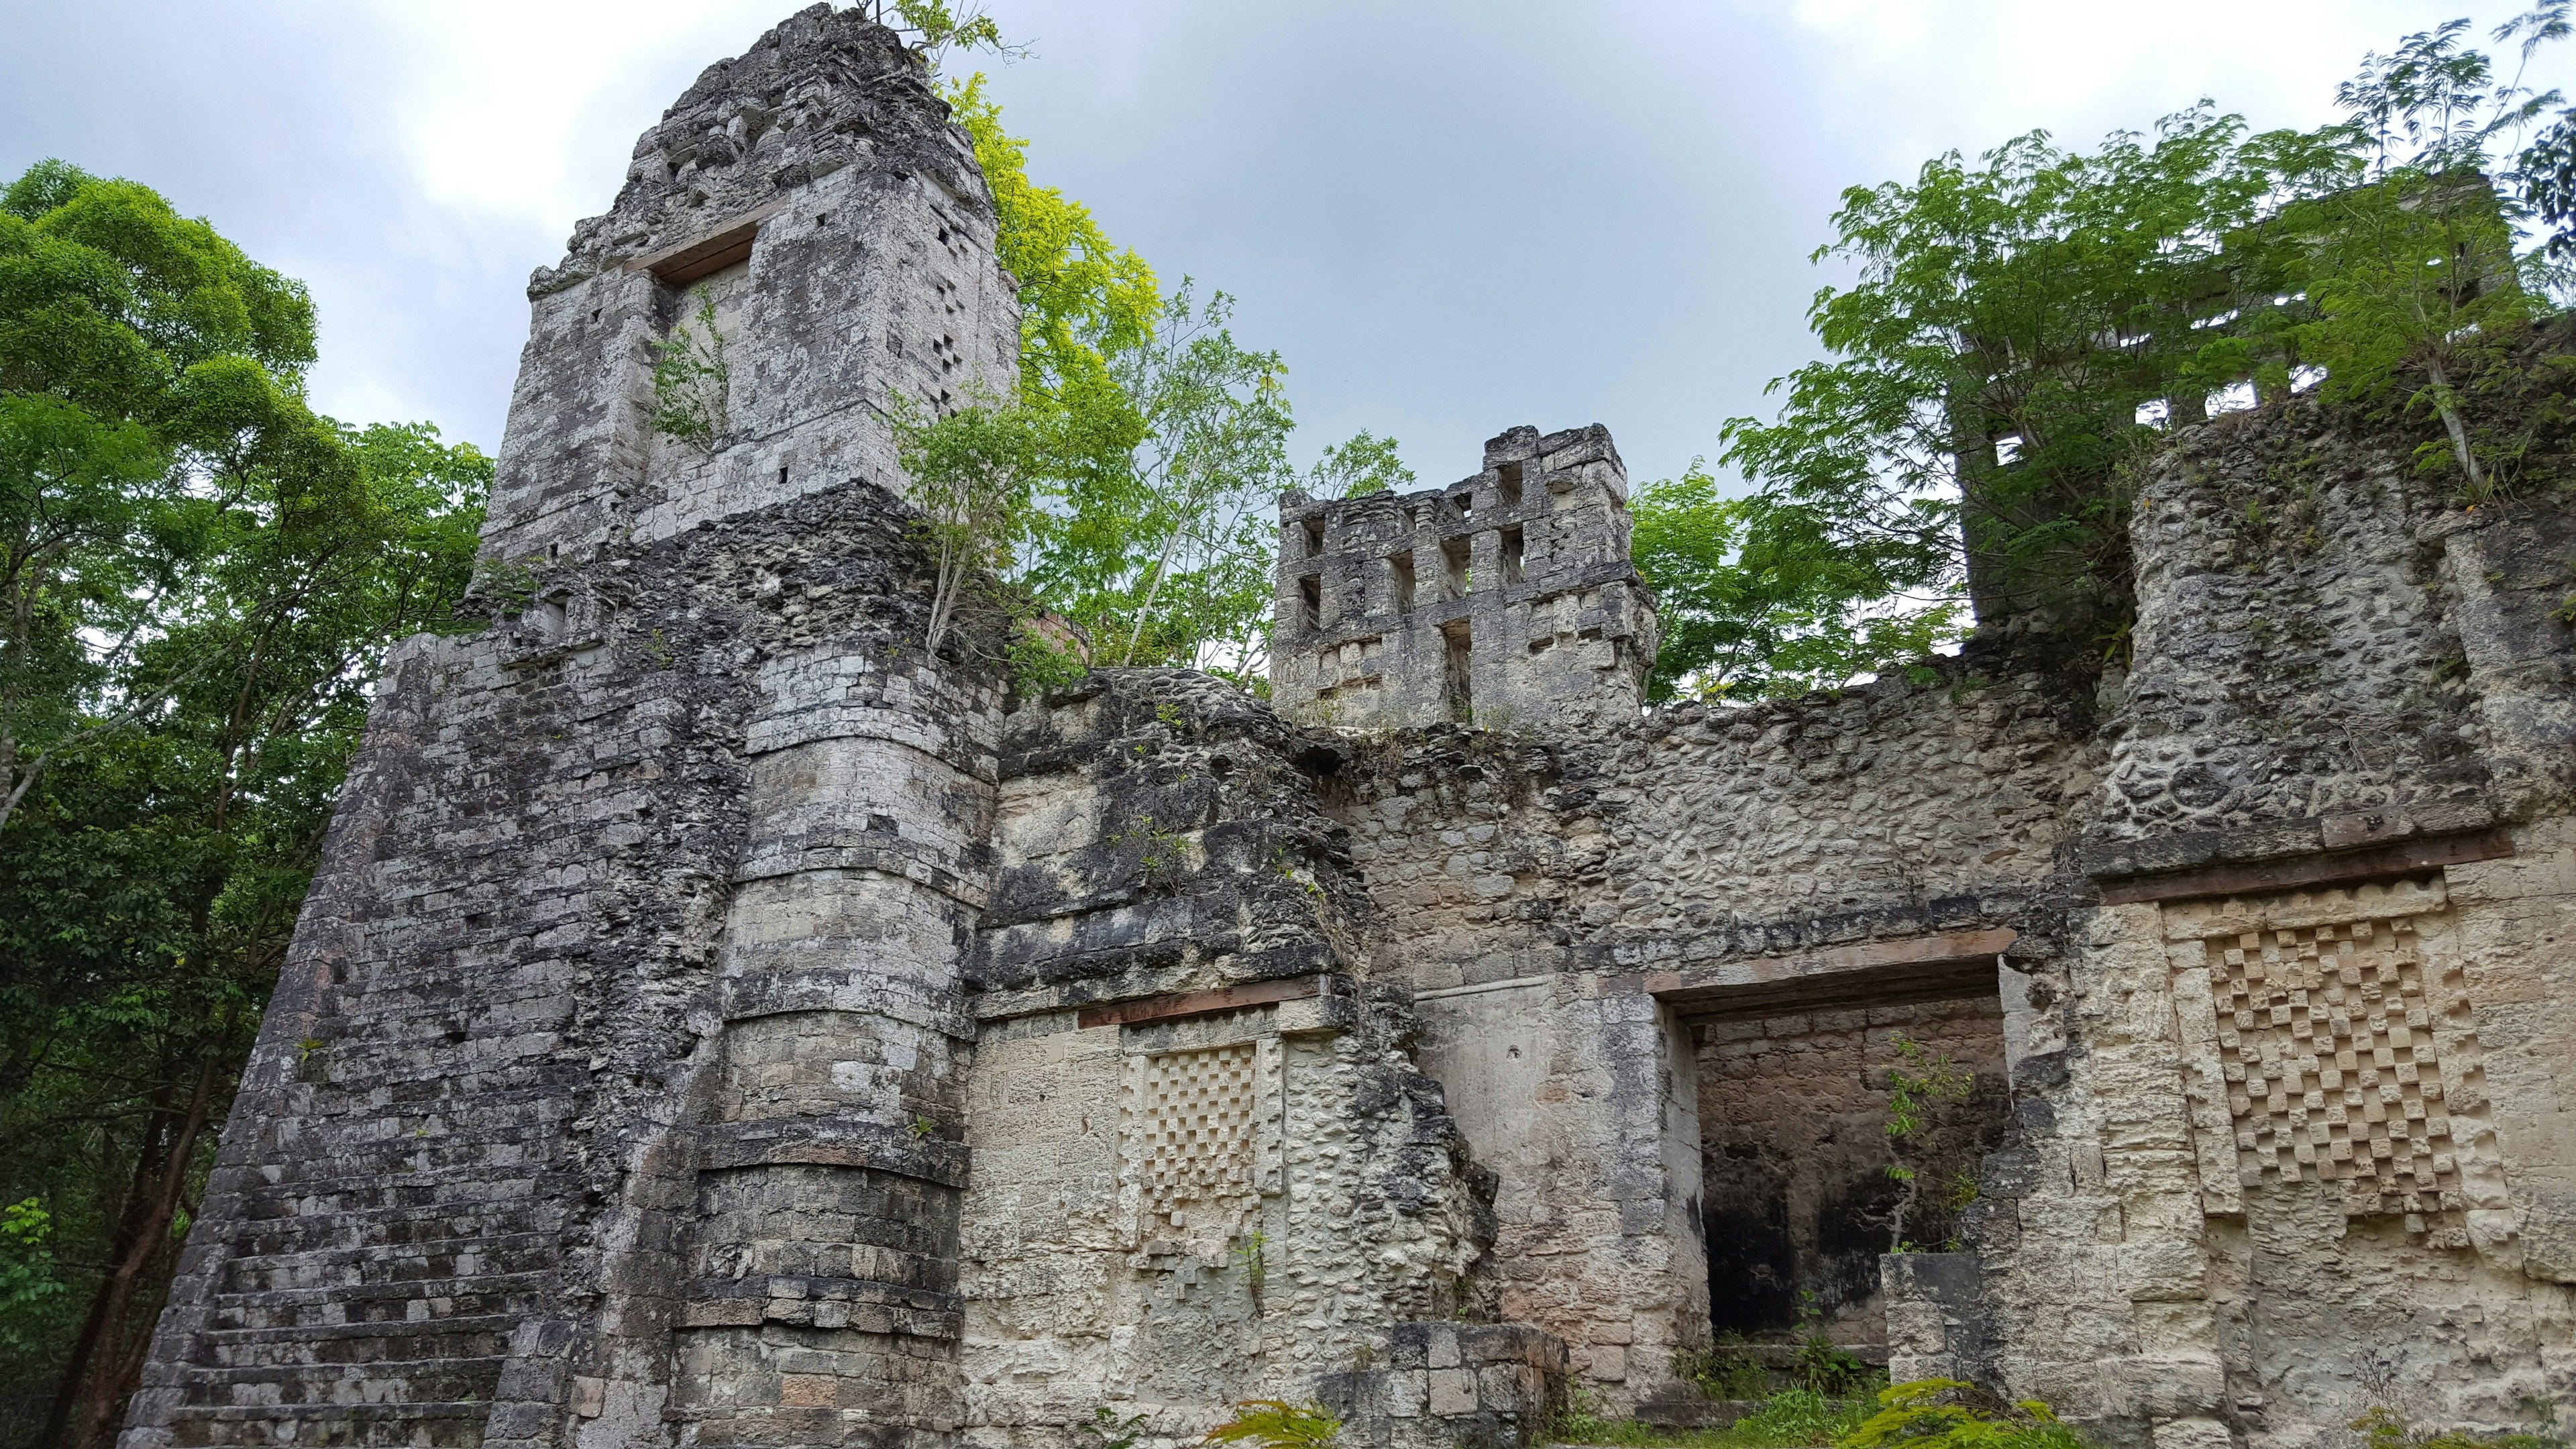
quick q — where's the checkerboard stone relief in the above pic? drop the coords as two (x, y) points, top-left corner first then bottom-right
(2201, 912), (2465, 1211)
(1122, 1042), (1261, 1236)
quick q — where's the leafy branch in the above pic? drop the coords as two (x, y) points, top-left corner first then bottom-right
(649, 287), (729, 453)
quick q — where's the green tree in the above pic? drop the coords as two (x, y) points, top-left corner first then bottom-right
(0, 158), (371, 833)
(888, 390), (1051, 653)
(2289, 17), (2563, 494)
(1718, 109), (2352, 656)
(947, 74), (1408, 692)
(1631, 463), (1963, 702)
(1299, 429), (1415, 500)
(944, 74), (1161, 425)
(886, 0), (1022, 76)
(0, 160), (488, 1449)
(1093, 284), (1296, 674)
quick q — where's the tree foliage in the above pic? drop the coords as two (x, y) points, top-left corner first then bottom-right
(0, 160), (488, 1449)
(1671, 9), (2576, 700)
(943, 62), (1399, 691)
(889, 388), (1050, 653)
(2288, 17), (2563, 494)
(1711, 109), (2354, 665)
(1633, 462), (1962, 702)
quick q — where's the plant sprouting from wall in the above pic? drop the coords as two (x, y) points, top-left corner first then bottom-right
(1841, 1380), (2086, 1449)
(1071, 1406), (1155, 1449)
(1671, 1336), (1768, 1400)
(649, 287), (729, 453)
(1882, 1036), (1974, 1251)
(1206, 1400), (1342, 1449)
(1232, 1228), (1267, 1301)
(1108, 812), (1187, 886)
(888, 390), (1049, 655)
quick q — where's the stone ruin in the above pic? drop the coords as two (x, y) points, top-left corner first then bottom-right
(1271, 427), (1657, 731)
(121, 9), (2576, 1449)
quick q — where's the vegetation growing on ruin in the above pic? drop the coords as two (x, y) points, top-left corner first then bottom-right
(1554, 1383), (1874, 1448)
(0, 160), (488, 1444)
(1555, 1381), (2105, 1449)
(1208, 1399), (1345, 1449)
(646, 285), (729, 451)
(1643, 8), (2576, 702)
(919, 9), (1417, 691)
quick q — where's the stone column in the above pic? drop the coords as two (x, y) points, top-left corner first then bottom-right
(669, 647), (1002, 1449)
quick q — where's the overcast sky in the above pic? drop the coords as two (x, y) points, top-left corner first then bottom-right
(7, 1), (2569, 490)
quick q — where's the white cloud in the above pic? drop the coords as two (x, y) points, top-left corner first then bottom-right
(1770, 0), (2575, 170)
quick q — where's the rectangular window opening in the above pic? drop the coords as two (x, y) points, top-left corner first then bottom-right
(1500, 525), (1524, 584)
(1303, 517), (1326, 557)
(1442, 538), (1471, 600)
(1497, 461), (1524, 509)
(1442, 623), (1473, 724)
(1391, 552), (1416, 615)
(1298, 574), (1323, 632)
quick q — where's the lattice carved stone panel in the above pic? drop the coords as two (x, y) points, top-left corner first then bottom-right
(1118, 1038), (1281, 1252)
(2163, 877), (2501, 1218)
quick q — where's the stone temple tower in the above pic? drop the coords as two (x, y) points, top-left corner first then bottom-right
(121, 9), (1020, 1448)
(1269, 425), (1658, 729)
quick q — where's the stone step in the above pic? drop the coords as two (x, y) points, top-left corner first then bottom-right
(213, 1204), (566, 1258)
(208, 1276), (552, 1332)
(193, 1320), (517, 1371)
(160, 1399), (490, 1449)
(172, 1354), (504, 1409)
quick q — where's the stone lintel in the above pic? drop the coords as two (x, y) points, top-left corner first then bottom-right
(1075, 973), (1337, 1029)
(2094, 826), (2514, 906)
(1635, 928), (2017, 1017)
(625, 203), (786, 284)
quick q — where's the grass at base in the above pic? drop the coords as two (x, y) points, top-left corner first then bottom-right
(1552, 1389), (1870, 1449)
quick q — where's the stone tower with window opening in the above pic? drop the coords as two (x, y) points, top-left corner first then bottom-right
(120, 9), (2576, 1448)
(1271, 424), (1658, 729)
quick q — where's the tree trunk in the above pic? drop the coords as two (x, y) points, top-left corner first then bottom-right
(2425, 357), (2486, 494)
(44, 1059), (218, 1449)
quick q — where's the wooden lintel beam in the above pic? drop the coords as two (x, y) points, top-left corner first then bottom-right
(1075, 975), (1329, 1030)
(1640, 927), (2018, 1014)
(2095, 828), (2515, 906)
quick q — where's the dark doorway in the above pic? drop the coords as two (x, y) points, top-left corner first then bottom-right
(1695, 995), (2011, 1346)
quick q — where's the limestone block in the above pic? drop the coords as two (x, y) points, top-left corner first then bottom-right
(2151, 1416), (2236, 1449)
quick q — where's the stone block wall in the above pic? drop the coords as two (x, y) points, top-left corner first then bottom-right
(1939, 400), (2576, 1446)
(1271, 425), (1657, 731)
(1697, 997), (2010, 1342)
(1320, 1323), (1567, 1449)
(118, 478), (985, 1449)
(1328, 666), (2099, 1411)
(120, 11), (2576, 1446)
(957, 674), (1549, 1447)
(482, 4), (1016, 568)
(123, 11), (1023, 1448)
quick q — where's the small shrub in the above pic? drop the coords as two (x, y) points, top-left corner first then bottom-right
(1838, 1379), (2084, 1449)
(1207, 1399), (1340, 1449)
(1072, 1405), (1152, 1449)
(1007, 622), (1090, 694)
(1673, 1336), (1769, 1399)
(649, 286), (729, 451)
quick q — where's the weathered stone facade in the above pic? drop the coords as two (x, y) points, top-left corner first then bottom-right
(1271, 427), (1658, 732)
(123, 9), (2576, 1449)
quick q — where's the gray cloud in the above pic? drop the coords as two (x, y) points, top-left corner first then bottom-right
(7, 1), (2565, 490)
